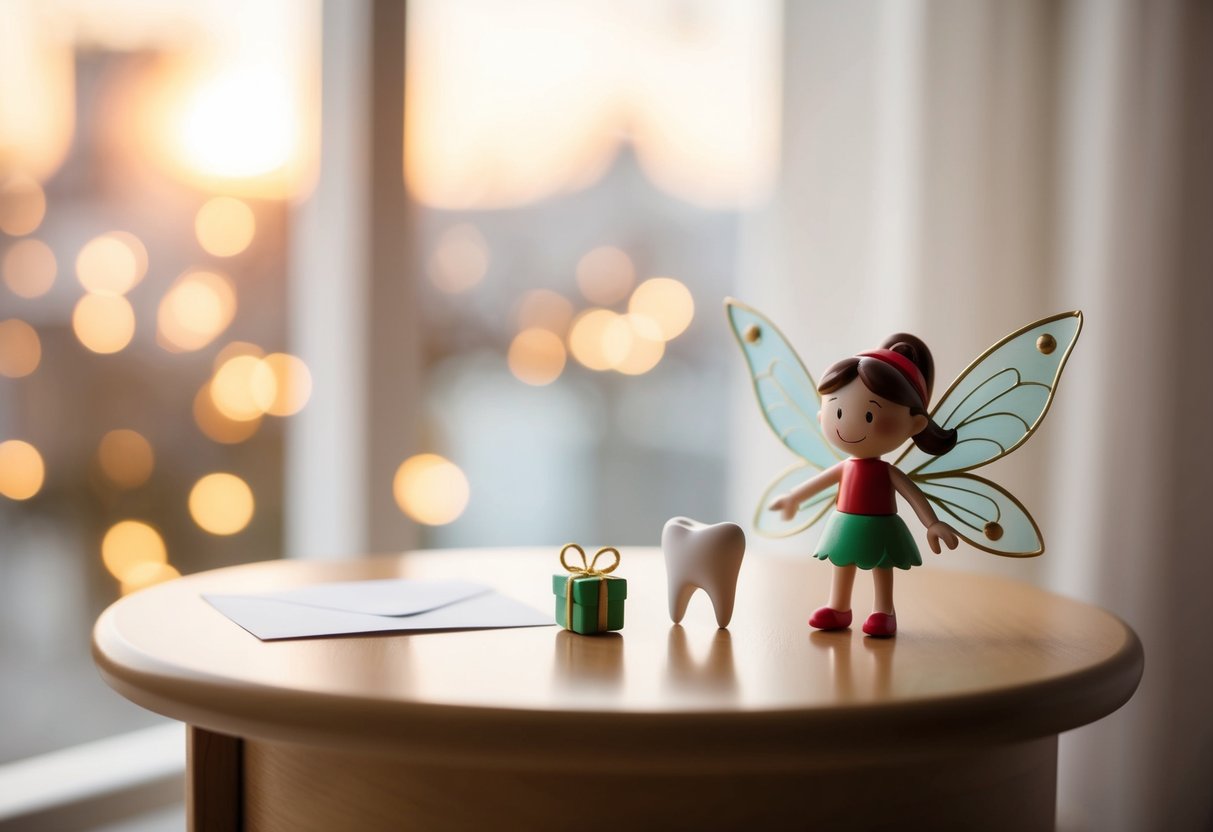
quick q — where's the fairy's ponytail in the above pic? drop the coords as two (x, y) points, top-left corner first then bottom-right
(881, 333), (957, 456)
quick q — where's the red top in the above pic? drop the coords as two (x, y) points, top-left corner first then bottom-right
(836, 458), (897, 516)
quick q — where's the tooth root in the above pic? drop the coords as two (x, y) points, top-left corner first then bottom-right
(661, 517), (746, 628)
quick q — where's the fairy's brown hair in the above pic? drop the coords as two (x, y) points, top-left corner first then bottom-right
(818, 333), (957, 456)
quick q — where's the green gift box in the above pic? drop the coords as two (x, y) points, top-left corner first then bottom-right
(553, 544), (626, 635)
(552, 574), (627, 634)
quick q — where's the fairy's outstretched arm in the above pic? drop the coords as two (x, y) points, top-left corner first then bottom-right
(769, 462), (844, 522)
(890, 467), (959, 554)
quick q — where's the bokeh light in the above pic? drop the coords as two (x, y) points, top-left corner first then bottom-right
(194, 383), (261, 444)
(628, 277), (695, 341)
(189, 472), (255, 536)
(210, 354), (277, 421)
(393, 454), (470, 526)
(157, 269), (237, 352)
(427, 223), (489, 293)
(0, 439), (44, 500)
(607, 313), (665, 375)
(567, 308), (619, 371)
(72, 293), (136, 354)
(508, 328), (566, 386)
(97, 429), (155, 490)
(120, 562), (181, 596)
(195, 197), (256, 257)
(2, 238), (56, 298)
(0, 174), (46, 236)
(101, 521), (167, 583)
(213, 341), (264, 370)
(75, 232), (148, 295)
(0, 319), (41, 378)
(261, 353), (312, 416)
(575, 246), (635, 305)
(516, 289), (574, 335)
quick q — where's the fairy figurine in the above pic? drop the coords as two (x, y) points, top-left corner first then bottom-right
(725, 299), (1082, 637)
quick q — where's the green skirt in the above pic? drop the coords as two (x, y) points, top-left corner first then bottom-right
(814, 511), (922, 571)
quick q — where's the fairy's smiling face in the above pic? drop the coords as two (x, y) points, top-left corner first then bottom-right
(819, 377), (928, 459)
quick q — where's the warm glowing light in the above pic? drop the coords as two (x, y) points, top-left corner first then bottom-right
(0, 174), (46, 236)
(157, 270), (237, 352)
(195, 197), (256, 257)
(121, 562), (181, 596)
(72, 293), (136, 354)
(567, 308), (618, 372)
(194, 383), (261, 444)
(0, 439), (44, 500)
(189, 472), (255, 536)
(261, 353), (312, 416)
(575, 246), (635, 305)
(213, 341), (265, 371)
(508, 328), (566, 386)
(75, 232), (147, 296)
(393, 454), (470, 526)
(0, 319), (41, 378)
(0, 12), (74, 182)
(610, 314), (665, 375)
(2, 238), (56, 298)
(628, 277), (694, 341)
(211, 355), (277, 421)
(516, 289), (574, 335)
(101, 521), (167, 583)
(97, 429), (155, 490)
(427, 224), (489, 293)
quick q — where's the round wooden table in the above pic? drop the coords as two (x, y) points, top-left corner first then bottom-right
(93, 547), (1142, 831)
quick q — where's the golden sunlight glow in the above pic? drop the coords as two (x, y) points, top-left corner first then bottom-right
(2, 238), (56, 298)
(576, 246), (635, 306)
(628, 277), (694, 341)
(189, 472), (255, 536)
(75, 232), (148, 295)
(0, 319), (41, 378)
(120, 562), (181, 596)
(0, 174), (47, 236)
(427, 224), (489, 293)
(194, 383), (261, 444)
(157, 270), (237, 352)
(568, 308), (618, 372)
(101, 520), (167, 583)
(0, 8), (74, 182)
(72, 293), (136, 354)
(516, 289), (574, 335)
(0, 439), (44, 501)
(97, 429), (155, 490)
(508, 328), (566, 386)
(211, 355), (277, 422)
(195, 197), (256, 257)
(393, 454), (470, 526)
(404, 1), (780, 209)
(261, 353), (312, 416)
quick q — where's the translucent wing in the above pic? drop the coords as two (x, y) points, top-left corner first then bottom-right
(753, 462), (839, 538)
(916, 473), (1044, 557)
(896, 311), (1083, 477)
(725, 299), (841, 471)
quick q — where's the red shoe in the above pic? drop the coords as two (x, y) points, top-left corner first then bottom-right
(809, 606), (853, 630)
(862, 612), (896, 638)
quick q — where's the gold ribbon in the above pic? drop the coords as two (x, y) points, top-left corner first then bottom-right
(559, 543), (620, 633)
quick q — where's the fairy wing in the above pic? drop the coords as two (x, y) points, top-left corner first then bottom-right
(725, 299), (840, 538)
(896, 311), (1083, 556)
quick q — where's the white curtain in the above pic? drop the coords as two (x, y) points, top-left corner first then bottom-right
(732, 1), (1213, 829)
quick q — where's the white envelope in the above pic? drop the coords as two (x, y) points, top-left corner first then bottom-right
(204, 578), (553, 641)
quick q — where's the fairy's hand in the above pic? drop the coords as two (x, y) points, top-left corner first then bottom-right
(927, 521), (959, 554)
(768, 494), (800, 522)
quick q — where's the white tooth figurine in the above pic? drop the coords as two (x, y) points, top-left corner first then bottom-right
(662, 517), (746, 628)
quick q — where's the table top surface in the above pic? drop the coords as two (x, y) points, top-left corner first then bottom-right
(93, 547), (1143, 766)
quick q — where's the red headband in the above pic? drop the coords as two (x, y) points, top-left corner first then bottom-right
(858, 349), (929, 406)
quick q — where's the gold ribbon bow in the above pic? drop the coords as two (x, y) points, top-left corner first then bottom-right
(560, 543), (620, 633)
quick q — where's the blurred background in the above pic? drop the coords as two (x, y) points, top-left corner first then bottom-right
(0, 1), (1209, 830)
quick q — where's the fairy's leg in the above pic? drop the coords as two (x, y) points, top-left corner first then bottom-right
(872, 567), (894, 615)
(829, 564), (857, 611)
